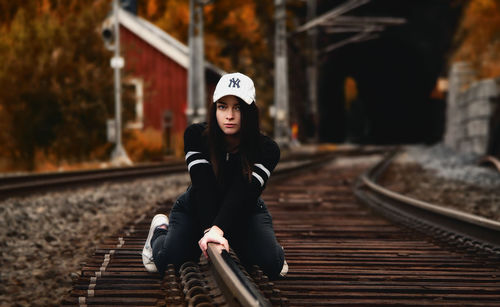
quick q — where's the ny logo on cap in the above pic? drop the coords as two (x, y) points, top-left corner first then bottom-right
(228, 78), (241, 88)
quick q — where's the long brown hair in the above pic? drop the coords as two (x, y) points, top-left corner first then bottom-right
(206, 97), (260, 181)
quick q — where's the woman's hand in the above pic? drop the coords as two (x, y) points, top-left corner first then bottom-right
(198, 225), (229, 258)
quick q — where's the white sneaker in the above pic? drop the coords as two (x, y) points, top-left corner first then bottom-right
(280, 258), (288, 277)
(280, 246), (288, 277)
(142, 214), (169, 273)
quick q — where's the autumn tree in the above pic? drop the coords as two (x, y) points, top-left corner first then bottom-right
(452, 0), (500, 78)
(0, 0), (280, 170)
(137, 0), (276, 131)
(0, 0), (130, 170)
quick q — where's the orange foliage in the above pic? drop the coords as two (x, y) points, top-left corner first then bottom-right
(136, 0), (275, 121)
(0, 0), (123, 172)
(146, 0), (158, 19)
(37, 0), (51, 15)
(137, 0), (270, 72)
(154, 0), (190, 43)
(124, 128), (165, 162)
(221, 3), (260, 44)
(205, 32), (232, 71)
(452, 0), (500, 78)
(344, 76), (358, 110)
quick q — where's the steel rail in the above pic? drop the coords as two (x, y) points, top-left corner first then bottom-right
(207, 244), (271, 307)
(479, 155), (500, 172)
(200, 152), (341, 306)
(355, 150), (500, 254)
(266, 152), (500, 305)
(0, 151), (338, 197)
(61, 149), (347, 306)
(361, 175), (500, 231)
(0, 162), (186, 195)
(0, 161), (184, 183)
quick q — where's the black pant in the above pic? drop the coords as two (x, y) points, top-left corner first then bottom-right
(151, 191), (285, 280)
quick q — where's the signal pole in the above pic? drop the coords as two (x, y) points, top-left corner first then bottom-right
(110, 0), (131, 165)
(188, 0), (207, 124)
(274, 0), (290, 147)
(307, 0), (319, 141)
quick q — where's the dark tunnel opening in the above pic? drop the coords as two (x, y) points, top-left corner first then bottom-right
(309, 0), (464, 144)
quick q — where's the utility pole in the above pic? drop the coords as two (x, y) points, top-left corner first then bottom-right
(274, 0), (290, 147)
(307, 0), (319, 141)
(110, 0), (131, 165)
(188, 0), (206, 124)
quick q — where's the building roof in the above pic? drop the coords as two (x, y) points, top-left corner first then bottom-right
(115, 8), (225, 76)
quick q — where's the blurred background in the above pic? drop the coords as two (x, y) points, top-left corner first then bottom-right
(2, 2), (500, 306)
(0, 0), (498, 173)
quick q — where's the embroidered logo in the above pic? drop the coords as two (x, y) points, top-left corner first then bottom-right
(228, 78), (241, 88)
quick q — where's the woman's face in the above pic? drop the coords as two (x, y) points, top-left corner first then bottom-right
(216, 95), (241, 135)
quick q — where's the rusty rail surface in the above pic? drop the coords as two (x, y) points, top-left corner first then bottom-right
(61, 150), (340, 306)
(267, 154), (500, 305)
(207, 243), (271, 307)
(61, 148), (500, 306)
(479, 155), (500, 173)
(356, 151), (500, 253)
(0, 161), (186, 197)
(0, 151), (338, 198)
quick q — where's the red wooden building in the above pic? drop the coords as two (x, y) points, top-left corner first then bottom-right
(111, 8), (224, 154)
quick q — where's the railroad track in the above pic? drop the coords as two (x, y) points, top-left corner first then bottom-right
(0, 161), (187, 197)
(62, 148), (500, 306)
(60, 149), (342, 307)
(270, 151), (500, 305)
(356, 150), (500, 258)
(479, 155), (500, 173)
(0, 150), (338, 198)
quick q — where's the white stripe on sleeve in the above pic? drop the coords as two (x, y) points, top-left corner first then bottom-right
(185, 151), (201, 160)
(252, 172), (265, 187)
(254, 163), (271, 177)
(188, 159), (210, 171)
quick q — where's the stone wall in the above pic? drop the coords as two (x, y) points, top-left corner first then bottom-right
(445, 62), (499, 155)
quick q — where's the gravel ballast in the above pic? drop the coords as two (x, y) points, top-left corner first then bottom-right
(379, 144), (500, 222)
(0, 174), (190, 307)
(3, 144), (498, 306)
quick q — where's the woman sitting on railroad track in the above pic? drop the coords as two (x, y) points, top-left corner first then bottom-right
(142, 72), (287, 280)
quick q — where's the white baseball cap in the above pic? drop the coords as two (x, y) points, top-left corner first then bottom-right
(213, 72), (256, 105)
